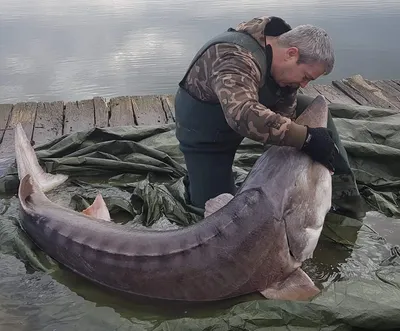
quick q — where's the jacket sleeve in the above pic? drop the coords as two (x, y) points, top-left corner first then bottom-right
(209, 43), (305, 147)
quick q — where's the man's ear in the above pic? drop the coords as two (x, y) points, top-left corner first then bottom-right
(287, 47), (299, 58)
(286, 47), (299, 60)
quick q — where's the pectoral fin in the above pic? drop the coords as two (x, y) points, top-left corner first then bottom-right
(260, 268), (320, 301)
(82, 194), (111, 222)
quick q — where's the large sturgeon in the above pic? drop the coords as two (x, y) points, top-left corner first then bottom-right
(15, 95), (331, 302)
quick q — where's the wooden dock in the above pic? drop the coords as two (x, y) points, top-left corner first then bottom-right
(1, 74), (400, 157)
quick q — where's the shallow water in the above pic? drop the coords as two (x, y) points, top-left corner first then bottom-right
(1, 0), (400, 103)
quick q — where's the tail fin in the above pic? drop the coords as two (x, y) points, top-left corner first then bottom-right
(18, 174), (35, 203)
(14, 123), (68, 193)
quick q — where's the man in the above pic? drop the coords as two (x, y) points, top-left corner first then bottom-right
(174, 15), (365, 219)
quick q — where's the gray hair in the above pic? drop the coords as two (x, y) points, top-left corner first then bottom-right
(277, 24), (335, 75)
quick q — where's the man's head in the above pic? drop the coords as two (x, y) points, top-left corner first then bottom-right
(267, 24), (334, 88)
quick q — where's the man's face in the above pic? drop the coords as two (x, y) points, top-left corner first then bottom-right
(272, 47), (326, 89)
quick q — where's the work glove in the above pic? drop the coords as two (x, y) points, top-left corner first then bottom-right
(300, 126), (339, 172)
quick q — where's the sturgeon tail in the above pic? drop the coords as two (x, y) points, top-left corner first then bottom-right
(14, 123), (68, 193)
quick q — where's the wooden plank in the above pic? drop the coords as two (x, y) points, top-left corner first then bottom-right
(108, 96), (136, 127)
(343, 75), (398, 109)
(131, 95), (168, 125)
(64, 99), (95, 134)
(312, 84), (359, 105)
(332, 80), (368, 105)
(0, 104), (13, 144)
(0, 104), (15, 174)
(7, 102), (38, 137)
(161, 94), (175, 123)
(299, 85), (321, 98)
(32, 101), (64, 146)
(380, 80), (400, 93)
(93, 96), (109, 128)
(0, 102), (37, 157)
(393, 80), (400, 87)
(367, 80), (400, 109)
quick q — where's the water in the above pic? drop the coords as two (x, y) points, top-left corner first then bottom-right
(1, 0), (400, 103)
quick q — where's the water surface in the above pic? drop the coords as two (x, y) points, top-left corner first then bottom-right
(1, 0), (400, 103)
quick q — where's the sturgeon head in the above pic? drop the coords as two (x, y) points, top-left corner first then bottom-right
(282, 95), (332, 262)
(209, 95), (332, 301)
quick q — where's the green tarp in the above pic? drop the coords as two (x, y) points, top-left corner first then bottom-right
(1, 101), (400, 330)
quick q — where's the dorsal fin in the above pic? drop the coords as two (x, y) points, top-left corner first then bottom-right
(81, 193), (112, 222)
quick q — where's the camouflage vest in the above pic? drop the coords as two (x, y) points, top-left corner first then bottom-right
(179, 28), (283, 108)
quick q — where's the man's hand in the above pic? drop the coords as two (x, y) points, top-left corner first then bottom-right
(300, 126), (339, 172)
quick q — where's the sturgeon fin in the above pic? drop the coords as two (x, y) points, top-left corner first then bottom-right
(204, 193), (234, 217)
(19, 174), (35, 202)
(260, 268), (320, 301)
(82, 193), (112, 222)
(18, 173), (51, 209)
(15, 123), (68, 193)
